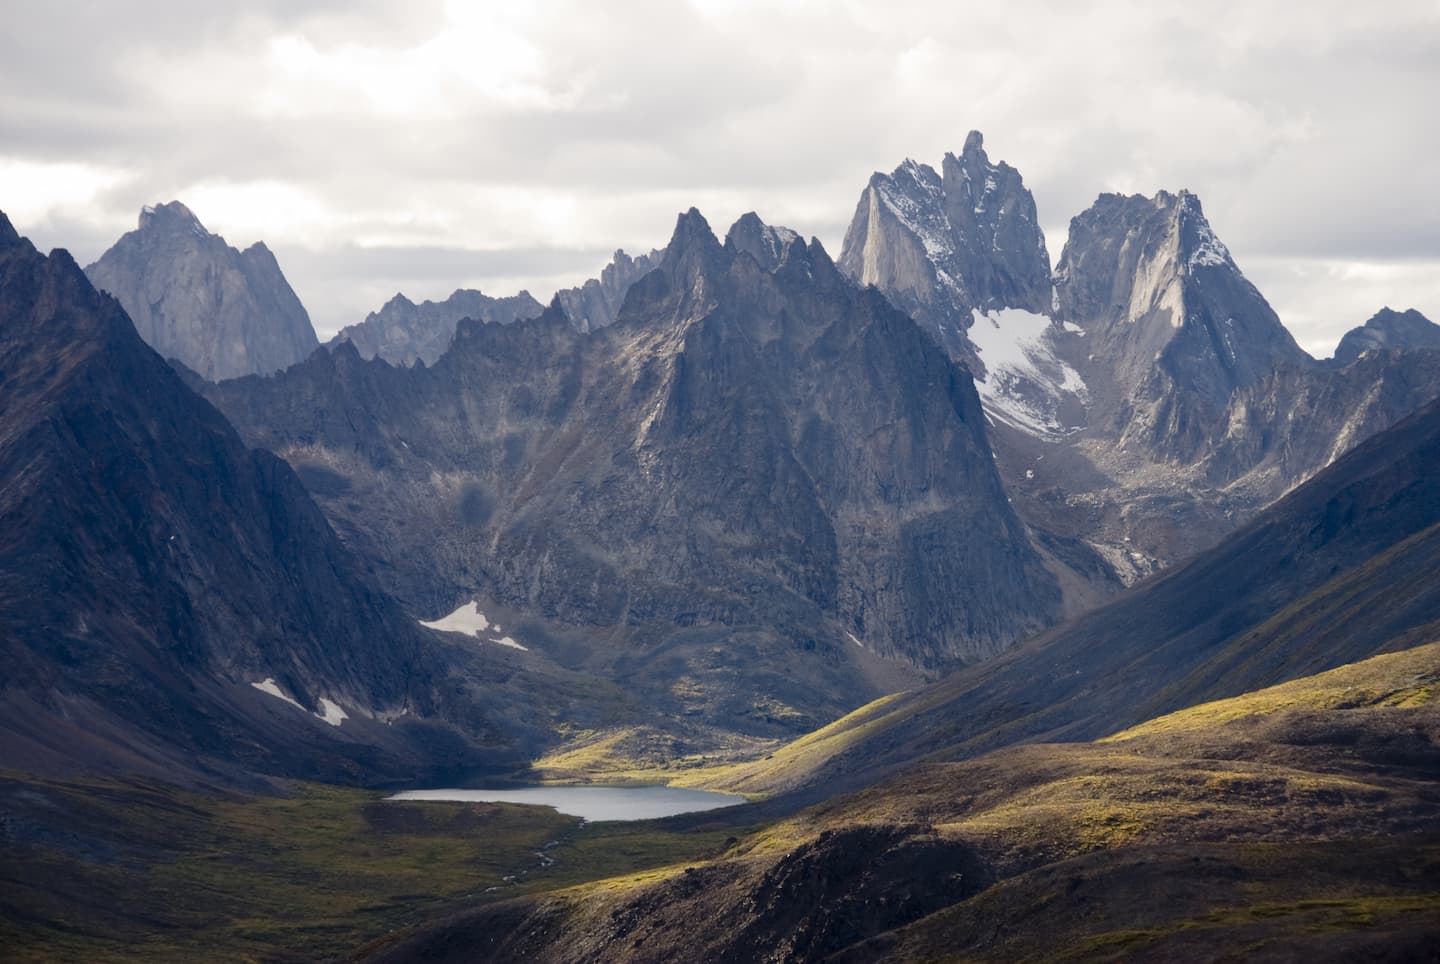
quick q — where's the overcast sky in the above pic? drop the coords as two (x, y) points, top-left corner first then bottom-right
(4, 0), (1438, 354)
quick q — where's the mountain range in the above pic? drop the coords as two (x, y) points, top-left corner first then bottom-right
(838, 133), (1440, 579)
(200, 209), (1073, 742)
(370, 389), (1440, 963)
(3, 127), (1440, 961)
(0, 210), (644, 787)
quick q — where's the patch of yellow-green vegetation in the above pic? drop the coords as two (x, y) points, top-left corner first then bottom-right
(0, 774), (742, 963)
(557, 862), (691, 897)
(1199, 894), (1440, 931)
(1102, 641), (1440, 742)
(525, 725), (779, 790)
(1061, 928), (1163, 958)
(525, 687), (930, 797)
(678, 687), (953, 796)
(941, 800), (1157, 856)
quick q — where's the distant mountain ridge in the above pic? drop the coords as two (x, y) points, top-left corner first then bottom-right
(1330, 306), (1440, 366)
(202, 208), (1076, 741)
(554, 246), (664, 333)
(325, 247), (664, 367)
(841, 134), (1440, 580)
(328, 288), (546, 366)
(0, 210), (574, 785)
(84, 202), (318, 381)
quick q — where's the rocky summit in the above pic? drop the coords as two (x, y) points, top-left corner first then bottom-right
(838, 130), (1052, 371)
(1052, 189), (1313, 461)
(1330, 306), (1440, 366)
(204, 209), (1070, 739)
(843, 136), (1440, 581)
(328, 288), (546, 366)
(84, 202), (318, 381)
(0, 212), (527, 784)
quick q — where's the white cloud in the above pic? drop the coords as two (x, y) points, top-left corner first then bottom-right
(1, 0), (1436, 345)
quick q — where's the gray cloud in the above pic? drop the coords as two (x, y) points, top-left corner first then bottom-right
(3, 0), (1437, 349)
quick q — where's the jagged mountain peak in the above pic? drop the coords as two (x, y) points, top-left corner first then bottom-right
(85, 202), (318, 381)
(667, 207), (722, 256)
(137, 200), (209, 237)
(1331, 306), (1440, 365)
(724, 212), (802, 272)
(839, 133), (1053, 369)
(0, 210), (21, 247)
(1054, 187), (1312, 458)
(654, 208), (728, 302)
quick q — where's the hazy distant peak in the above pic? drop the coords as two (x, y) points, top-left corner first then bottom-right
(138, 200), (208, 236)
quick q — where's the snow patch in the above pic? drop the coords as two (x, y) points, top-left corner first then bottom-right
(969, 308), (1089, 438)
(492, 635), (528, 651)
(421, 601), (529, 651)
(315, 698), (348, 727)
(252, 679), (348, 727)
(420, 601), (490, 637)
(251, 678), (304, 712)
(1187, 213), (1232, 268)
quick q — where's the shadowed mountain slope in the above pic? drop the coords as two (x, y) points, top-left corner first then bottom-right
(685, 391), (1440, 802)
(0, 212), (574, 785)
(203, 209), (1065, 742)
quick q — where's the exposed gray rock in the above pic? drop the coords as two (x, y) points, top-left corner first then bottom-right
(0, 210), (557, 784)
(84, 202), (318, 381)
(205, 210), (1065, 738)
(554, 247), (664, 333)
(725, 212), (800, 271)
(1330, 307), (1440, 366)
(838, 130), (1052, 367)
(328, 288), (545, 366)
(1053, 189), (1314, 462)
(844, 137), (1440, 586)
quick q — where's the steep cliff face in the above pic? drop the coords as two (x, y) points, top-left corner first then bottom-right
(84, 202), (318, 381)
(837, 132), (1079, 438)
(0, 211), (545, 784)
(328, 289), (545, 366)
(1330, 307), (1440, 366)
(843, 137), (1440, 581)
(206, 210), (1064, 735)
(838, 132), (1052, 364)
(554, 247), (664, 332)
(1053, 190), (1314, 461)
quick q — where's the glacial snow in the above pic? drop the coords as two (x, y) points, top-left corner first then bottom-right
(969, 308), (1088, 438)
(251, 678), (349, 727)
(492, 636), (528, 651)
(420, 601), (489, 636)
(420, 600), (529, 651)
(250, 678), (304, 711)
(315, 698), (349, 727)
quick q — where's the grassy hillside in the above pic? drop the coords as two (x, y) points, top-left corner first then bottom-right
(0, 776), (741, 962)
(372, 641), (1440, 962)
(654, 400), (1440, 806)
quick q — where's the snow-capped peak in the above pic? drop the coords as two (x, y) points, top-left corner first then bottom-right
(969, 307), (1088, 438)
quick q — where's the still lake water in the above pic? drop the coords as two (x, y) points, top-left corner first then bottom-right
(387, 785), (748, 822)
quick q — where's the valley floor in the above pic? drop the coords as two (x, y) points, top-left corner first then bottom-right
(0, 776), (746, 962)
(6, 642), (1439, 962)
